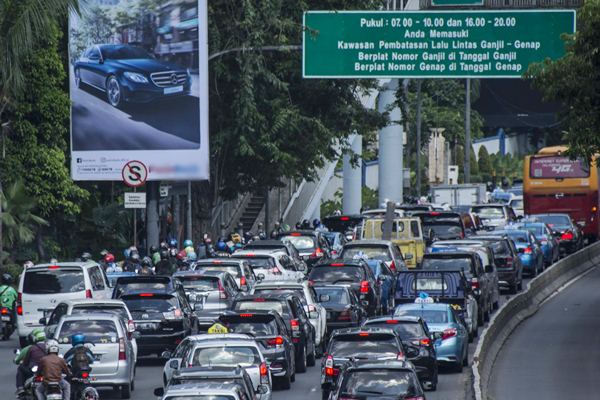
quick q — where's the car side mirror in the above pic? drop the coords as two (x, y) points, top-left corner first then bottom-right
(153, 388), (165, 397)
(161, 351), (173, 359)
(484, 265), (494, 274)
(319, 294), (330, 302)
(132, 331), (141, 340)
(39, 317), (47, 325)
(257, 385), (269, 395)
(169, 359), (180, 369)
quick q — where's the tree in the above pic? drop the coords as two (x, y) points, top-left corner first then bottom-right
(478, 146), (493, 181)
(526, 0), (600, 162)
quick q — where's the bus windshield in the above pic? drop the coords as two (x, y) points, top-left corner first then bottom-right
(530, 156), (589, 179)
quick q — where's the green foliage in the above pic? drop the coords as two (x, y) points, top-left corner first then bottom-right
(320, 186), (379, 217)
(526, 0), (600, 162)
(478, 146), (492, 176)
(489, 153), (523, 183)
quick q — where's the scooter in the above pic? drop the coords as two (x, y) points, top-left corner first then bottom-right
(69, 366), (99, 400)
(1, 306), (15, 340)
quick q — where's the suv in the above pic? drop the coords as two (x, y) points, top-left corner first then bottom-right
(308, 260), (381, 316)
(111, 275), (185, 299)
(243, 240), (308, 272)
(275, 230), (332, 268)
(340, 240), (406, 272)
(173, 270), (240, 332)
(250, 280), (327, 353)
(413, 211), (468, 240)
(232, 293), (316, 373)
(219, 311), (296, 389)
(166, 366), (260, 400)
(471, 204), (518, 230)
(156, 382), (257, 400)
(16, 262), (112, 346)
(362, 316), (438, 390)
(470, 235), (524, 293)
(194, 259), (257, 291)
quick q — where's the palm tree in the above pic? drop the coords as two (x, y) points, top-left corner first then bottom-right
(0, 0), (78, 266)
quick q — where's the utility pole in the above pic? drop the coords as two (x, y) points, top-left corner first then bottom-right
(146, 182), (160, 250)
(343, 134), (362, 214)
(186, 181), (192, 240)
(464, 78), (472, 183)
(415, 80), (423, 197)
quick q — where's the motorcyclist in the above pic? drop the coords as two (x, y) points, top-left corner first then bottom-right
(155, 250), (174, 275)
(63, 334), (94, 375)
(36, 340), (71, 400)
(270, 222), (282, 238)
(23, 261), (34, 269)
(0, 273), (17, 315)
(104, 253), (122, 274)
(183, 239), (194, 255)
(139, 257), (154, 275)
(149, 245), (161, 265)
(176, 250), (189, 271)
(168, 238), (178, 250)
(196, 236), (208, 260)
(79, 252), (92, 262)
(14, 328), (46, 397)
(123, 252), (141, 273)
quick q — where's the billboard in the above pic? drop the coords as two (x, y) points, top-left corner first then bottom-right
(69, 0), (209, 181)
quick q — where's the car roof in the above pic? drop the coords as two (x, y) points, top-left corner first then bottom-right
(347, 360), (415, 371)
(424, 251), (474, 258)
(472, 203), (507, 208)
(396, 303), (451, 311)
(174, 270), (231, 279)
(278, 230), (317, 236)
(232, 250), (278, 257)
(364, 316), (422, 324)
(220, 310), (279, 318)
(29, 262), (96, 270)
(61, 299), (127, 307)
(312, 284), (351, 292)
(332, 326), (397, 336)
(254, 281), (307, 289)
(313, 259), (365, 268)
(186, 333), (256, 342)
(60, 313), (123, 322)
(195, 259), (244, 266)
(173, 366), (246, 378)
(164, 382), (244, 394)
(343, 240), (392, 247)
(244, 240), (289, 248)
(236, 293), (297, 302)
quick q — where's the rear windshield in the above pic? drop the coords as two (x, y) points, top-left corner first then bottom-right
(177, 276), (219, 290)
(221, 317), (278, 336)
(424, 223), (463, 240)
(57, 320), (118, 344)
(114, 282), (169, 297)
(122, 295), (178, 313)
(517, 225), (544, 236)
(534, 215), (571, 227)
(395, 309), (449, 324)
(340, 369), (420, 397)
(165, 397), (234, 400)
(341, 246), (391, 261)
(421, 257), (472, 273)
(308, 266), (365, 283)
(195, 265), (241, 278)
(530, 156), (589, 179)
(314, 287), (350, 305)
(472, 207), (505, 219)
(71, 305), (128, 320)
(505, 232), (529, 243)
(487, 240), (510, 256)
(233, 300), (289, 317)
(232, 256), (275, 269)
(363, 321), (426, 339)
(192, 346), (260, 368)
(280, 236), (315, 251)
(253, 288), (307, 305)
(330, 335), (399, 358)
(23, 269), (85, 294)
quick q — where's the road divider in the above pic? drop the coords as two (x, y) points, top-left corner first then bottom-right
(471, 242), (600, 400)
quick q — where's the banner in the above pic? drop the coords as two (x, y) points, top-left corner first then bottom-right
(69, 0), (209, 181)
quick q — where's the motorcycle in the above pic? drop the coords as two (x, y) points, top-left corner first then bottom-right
(1, 306), (15, 340)
(17, 362), (41, 400)
(69, 366), (99, 400)
(41, 381), (64, 400)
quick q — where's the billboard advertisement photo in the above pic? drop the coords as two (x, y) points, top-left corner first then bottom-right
(69, 0), (209, 181)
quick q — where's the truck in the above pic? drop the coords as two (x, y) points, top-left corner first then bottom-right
(430, 184), (487, 206)
(360, 217), (425, 268)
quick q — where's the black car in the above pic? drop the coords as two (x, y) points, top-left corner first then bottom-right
(413, 211), (467, 240)
(362, 316), (438, 391)
(231, 293), (316, 373)
(532, 213), (584, 255)
(275, 230), (332, 268)
(308, 260), (381, 316)
(313, 285), (366, 335)
(472, 235), (524, 293)
(321, 327), (409, 400)
(120, 290), (197, 356)
(74, 44), (192, 108)
(112, 275), (185, 299)
(330, 360), (426, 400)
(219, 311), (296, 389)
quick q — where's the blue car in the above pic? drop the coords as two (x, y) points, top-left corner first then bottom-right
(365, 260), (396, 314)
(106, 271), (137, 288)
(74, 44), (192, 108)
(394, 300), (469, 372)
(492, 229), (544, 276)
(509, 222), (560, 266)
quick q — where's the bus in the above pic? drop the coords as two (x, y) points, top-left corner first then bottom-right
(524, 146), (599, 241)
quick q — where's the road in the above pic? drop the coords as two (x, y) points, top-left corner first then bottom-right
(489, 265), (600, 399)
(70, 72), (201, 151)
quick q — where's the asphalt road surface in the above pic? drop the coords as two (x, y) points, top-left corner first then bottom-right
(70, 73), (201, 151)
(489, 266), (600, 400)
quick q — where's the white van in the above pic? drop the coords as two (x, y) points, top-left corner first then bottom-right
(16, 262), (112, 346)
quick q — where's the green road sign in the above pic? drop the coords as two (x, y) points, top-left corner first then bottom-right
(431, 0), (483, 6)
(303, 10), (575, 78)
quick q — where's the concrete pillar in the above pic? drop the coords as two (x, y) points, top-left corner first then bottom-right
(343, 135), (362, 214)
(378, 79), (404, 206)
(146, 181), (160, 250)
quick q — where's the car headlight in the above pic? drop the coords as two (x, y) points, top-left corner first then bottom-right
(124, 72), (148, 83)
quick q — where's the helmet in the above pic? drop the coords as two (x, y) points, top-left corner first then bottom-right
(169, 239), (178, 248)
(71, 333), (85, 347)
(188, 252), (197, 261)
(46, 339), (60, 354)
(313, 218), (321, 228)
(216, 240), (227, 252)
(150, 245), (159, 253)
(80, 252), (92, 262)
(184, 246), (194, 255)
(23, 261), (34, 269)
(183, 239), (193, 248)
(30, 328), (46, 343)
(160, 249), (169, 260)
(1, 273), (12, 285)
(141, 256), (153, 267)
(130, 253), (140, 262)
(160, 241), (169, 250)
(176, 250), (187, 261)
(231, 234), (241, 244)
(104, 253), (115, 263)
(169, 248), (178, 258)
(100, 249), (108, 257)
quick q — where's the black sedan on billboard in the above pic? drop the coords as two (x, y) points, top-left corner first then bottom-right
(73, 44), (192, 108)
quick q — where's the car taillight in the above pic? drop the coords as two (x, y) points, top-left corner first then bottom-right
(16, 292), (22, 316)
(118, 338), (126, 360)
(127, 320), (136, 333)
(291, 319), (300, 337)
(81, 371), (89, 379)
(85, 289), (93, 299)
(260, 362), (269, 384)
(338, 311), (351, 321)
(325, 355), (336, 376)
(471, 278), (479, 290)
(218, 280), (228, 299)
(506, 256), (514, 268)
(1, 307), (9, 315)
(360, 280), (369, 294)
(561, 231), (574, 241)
(442, 328), (457, 340)
(34, 376), (43, 383)
(311, 248), (324, 258)
(240, 276), (247, 288)
(266, 336), (284, 346)
(524, 246), (533, 254)
(390, 260), (396, 272)
(420, 338), (431, 346)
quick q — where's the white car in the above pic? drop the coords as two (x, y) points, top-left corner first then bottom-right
(162, 333), (272, 400)
(231, 250), (304, 282)
(250, 280), (327, 351)
(508, 196), (524, 218)
(16, 262), (112, 346)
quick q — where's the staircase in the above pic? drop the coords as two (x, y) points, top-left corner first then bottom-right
(239, 194), (266, 232)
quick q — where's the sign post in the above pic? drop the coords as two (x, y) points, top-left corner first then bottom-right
(122, 161), (148, 247)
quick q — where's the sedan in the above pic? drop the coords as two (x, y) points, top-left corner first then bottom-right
(510, 222), (560, 266)
(74, 44), (191, 108)
(491, 229), (544, 276)
(313, 285), (366, 335)
(532, 213), (584, 255)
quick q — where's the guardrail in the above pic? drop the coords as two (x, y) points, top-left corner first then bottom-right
(471, 242), (600, 399)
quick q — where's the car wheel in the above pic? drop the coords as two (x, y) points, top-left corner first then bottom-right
(322, 390), (330, 400)
(307, 342), (316, 367)
(517, 278), (523, 291)
(290, 369), (296, 382)
(463, 348), (469, 366)
(106, 75), (123, 108)
(131, 378), (135, 392)
(278, 370), (292, 390)
(477, 308), (484, 326)
(296, 345), (307, 373)
(120, 382), (131, 399)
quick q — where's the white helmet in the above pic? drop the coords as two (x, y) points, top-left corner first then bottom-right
(46, 339), (60, 354)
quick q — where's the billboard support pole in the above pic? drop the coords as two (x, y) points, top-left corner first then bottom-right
(415, 79), (423, 197)
(186, 181), (192, 240)
(464, 78), (471, 184)
(133, 187), (137, 247)
(147, 182), (160, 250)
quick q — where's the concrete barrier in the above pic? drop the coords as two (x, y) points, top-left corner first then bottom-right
(471, 242), (600, 400)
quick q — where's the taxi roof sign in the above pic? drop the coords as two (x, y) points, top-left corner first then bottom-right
(415, 293), (435, 304)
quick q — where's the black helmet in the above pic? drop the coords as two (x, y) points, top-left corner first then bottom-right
(141, 256), (152, 267)
(1, 273), (12, 285)
(150, 245), (158, 253)
(130, 252), (140, 262)
(160, 249), (169, 260)
(160, 241), (169, 250)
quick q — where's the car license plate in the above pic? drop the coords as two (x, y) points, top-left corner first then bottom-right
(1, 316), (10, 321)
(164, 86), (183, 95)
(138, 322), (157, 331)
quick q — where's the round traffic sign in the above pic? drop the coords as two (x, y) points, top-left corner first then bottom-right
(122, 160), (148, 187)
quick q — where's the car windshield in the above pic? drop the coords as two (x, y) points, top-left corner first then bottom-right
(195, 265), (241, 278)
(395, 308), (449, 324)
(340, 369), (420, 397)
(505, 232), (529, 244)
(534, 215), (571, 227)
(232, 256), (275, 269)
(223, 319), (278, 336)
(57, 320), (118, 344)
(253, 288), (307, 305)
(23, 269), (85, 294)
(308, 266), (364, 283)
(314, 287), (350, 305)
(71, 305), (128, 320)
(341, 246), (391, 261)
(363, 322), (426, 340)
(472, 207), (505, 219)
(177, 276), (219, 291)
(425, 223), (463, 240)
(421, 257), (472, 273)
(233, 300), (288, 317)
(330, 335), (399, 358)
(192, 346), (260, 368)
(101, 45), (152, 60)
(165, 397), (234, 400)
(280, 236), (315, 251)
(122, 295), (178, 313)
(516, 225), (544, 236)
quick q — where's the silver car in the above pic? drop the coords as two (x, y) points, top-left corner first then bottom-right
(162, 334), (272, 400)
(156, 382), (260, 400)
(53, 313), (137, 399)
(194, 259), (258, 291)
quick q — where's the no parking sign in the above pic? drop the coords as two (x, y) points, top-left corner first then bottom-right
(122, 160), (148, 188)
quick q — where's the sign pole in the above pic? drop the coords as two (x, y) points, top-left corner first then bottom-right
(133, 186), (137, 247)
(464, 78), (471, 184)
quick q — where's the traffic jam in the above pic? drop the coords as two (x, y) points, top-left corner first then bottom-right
(7, 147), (595, 400)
